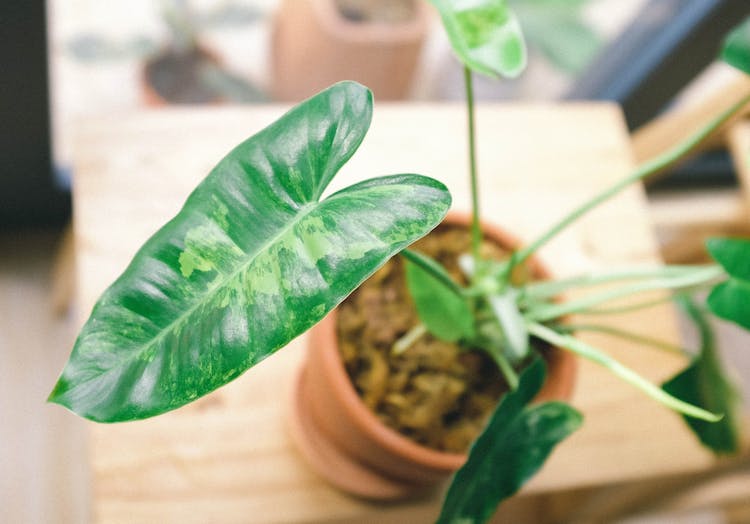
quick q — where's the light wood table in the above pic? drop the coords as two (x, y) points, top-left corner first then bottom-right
(71, 103), (716, 523)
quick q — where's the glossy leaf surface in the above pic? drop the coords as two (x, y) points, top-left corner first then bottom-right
(430, 0), (527, 78)
(404, 252), (474, 342)
(663, 297), (740, 454)
(49, 82), (451, 422)
(438, 359), (582, 524)
(722, 16), (750, 75)
(706, 237), (750, 330)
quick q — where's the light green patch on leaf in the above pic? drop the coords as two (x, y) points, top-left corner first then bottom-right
(438, 358), (582, 524)
(430, 0), (527, 78)
(179, 222), (244, 278)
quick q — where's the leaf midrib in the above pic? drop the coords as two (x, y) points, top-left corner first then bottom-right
(69, 200), (321, 394)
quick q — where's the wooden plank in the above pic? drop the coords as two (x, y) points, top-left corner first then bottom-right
(631, 69), (750, 179)
(648, 188), (750, 263)
(71, 103), (717, 523)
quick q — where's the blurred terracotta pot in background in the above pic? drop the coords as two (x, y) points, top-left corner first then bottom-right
(271, 0), (429, 101)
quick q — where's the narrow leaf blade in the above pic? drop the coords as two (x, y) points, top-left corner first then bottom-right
(49, 82), (452, 422)
(430, 0), (527, 78)
(438, 359), (583, 524)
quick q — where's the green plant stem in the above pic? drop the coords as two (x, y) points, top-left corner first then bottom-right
(578, 294), (683, 315)
(523, 265), (714, 300)
(527, 322), (720, 421)
(392, 323), (427, 355)
(401, 249), (466, 297)
(512, 92), (750, 269)
(464, 66), (482, 265)
(555, 323), (687, 356)
(491, 349), (519, 390)
(527, 266), (723, 322)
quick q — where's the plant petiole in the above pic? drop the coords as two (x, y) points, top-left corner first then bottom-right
(511, 92), (750, 272)
(401, 249), (466, 298)
(526, 266), (724, 322)
(392, 323), (428, 355)
(491, 348), (519, 390)
(554, 323), (687, 356)
(527, 322), (721, 422)
(464, 65), (483, 269)
(523, 265), (716, 301)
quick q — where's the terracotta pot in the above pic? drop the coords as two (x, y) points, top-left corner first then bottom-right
(271, 0), (429, 101)
(288, 212), (577, 499)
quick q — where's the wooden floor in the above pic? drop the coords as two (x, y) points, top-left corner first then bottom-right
(2, 223), (748, 523)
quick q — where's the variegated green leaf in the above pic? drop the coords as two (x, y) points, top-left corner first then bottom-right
(49, 81), (451, 422)
(437, 358), (582, 524)
(430, 0), (527, 78)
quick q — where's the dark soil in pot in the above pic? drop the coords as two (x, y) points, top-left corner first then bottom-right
(336, 223), (546, 453)
(144, 46), (221, 104)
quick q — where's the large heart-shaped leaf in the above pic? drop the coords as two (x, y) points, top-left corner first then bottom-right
(430, 0), (527, 78)
(663, 297), (740, 454)
(706, 237), (750, 330)
(437, 358), (582, 524)
(49, 81), (451, 422)
(722, 16), (750, 75)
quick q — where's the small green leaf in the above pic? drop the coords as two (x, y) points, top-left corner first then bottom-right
(706, 237), (750, 330)
(49, 81), (452, 422)
(430, 0), (527, 78)
(487, 290), (529, 363)
(405, 253), (474, 343)
(438, 359), (583, 524)
(706, 237), (750, 280)
(721, 16), (750, 75)
(663, 297), (740, 454)
(707, 280), (750, 331)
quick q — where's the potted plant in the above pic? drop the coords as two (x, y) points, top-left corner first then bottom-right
(50, 1), (750, 522)
(143, 0), (265, 105)
(271, 0), (429, 101)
